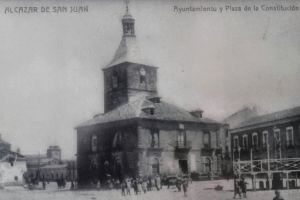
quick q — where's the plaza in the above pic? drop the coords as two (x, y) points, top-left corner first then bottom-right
(0, 180), (297, 200)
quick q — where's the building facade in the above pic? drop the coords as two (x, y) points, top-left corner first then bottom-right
(231, 106), (300, 189)
(25, 145), (76, 182)
(0, 136), (27, 187)
(76, 7), (229, 186)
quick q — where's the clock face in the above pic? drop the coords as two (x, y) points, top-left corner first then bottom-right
(140, 68), (146, 76)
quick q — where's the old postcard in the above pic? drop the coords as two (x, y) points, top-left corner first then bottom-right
(0, 0), (299, 199)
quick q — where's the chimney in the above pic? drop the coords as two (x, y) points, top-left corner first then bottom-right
(190, 109), (204, 118)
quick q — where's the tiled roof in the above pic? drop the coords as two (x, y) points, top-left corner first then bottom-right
(0, 139), (10, 145)
(104, 35), (154, 69)
(234, 106), (300, 129)
(76, 94), (219, 128)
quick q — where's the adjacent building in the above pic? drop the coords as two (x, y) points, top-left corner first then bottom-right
(76, 7), (228, 186)
(230, 106), (300, 189)
(25, 145), (76, 182)
(0, 135), (27, 187)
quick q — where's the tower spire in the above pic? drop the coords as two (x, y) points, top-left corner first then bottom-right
(122, 0), (135, 37)
(125, 0), (129, 14)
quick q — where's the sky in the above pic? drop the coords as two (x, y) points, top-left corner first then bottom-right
(0, 0), (299, 159)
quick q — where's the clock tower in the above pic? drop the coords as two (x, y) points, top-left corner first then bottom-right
(102, 3), (158, 113)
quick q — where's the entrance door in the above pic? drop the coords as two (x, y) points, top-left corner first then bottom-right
(179, 160), (188, 174)
(152, 158), (160, 175)
(272, 173), (283, 189)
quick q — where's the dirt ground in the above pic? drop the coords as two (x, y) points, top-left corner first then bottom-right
(0, 180), (298, 200)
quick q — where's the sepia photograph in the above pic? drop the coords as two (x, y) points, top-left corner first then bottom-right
(0, 0), (299, 199)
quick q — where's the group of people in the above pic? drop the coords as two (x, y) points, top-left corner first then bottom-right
(120, 175), (162, 196)
(233, 176), (286, 200)
(233, 176), (247, 199)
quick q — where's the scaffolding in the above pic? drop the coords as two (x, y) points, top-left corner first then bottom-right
(233, 147), (300, 190)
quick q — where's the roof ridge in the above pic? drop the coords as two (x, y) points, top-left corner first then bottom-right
(237, 105), (300, 128)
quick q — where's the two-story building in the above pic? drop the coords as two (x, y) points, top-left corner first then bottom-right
(231, 106), (300, 190)
(75, 6), (228, 186)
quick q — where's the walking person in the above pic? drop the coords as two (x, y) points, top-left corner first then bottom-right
(42, 181), (46, 190)
(121, 180), (126, 196)
(147, 177), (152, 191)
(240, 177), (247, 198)
(176, 176), (182, 192)
(233, 178), (241, 199)
(142, 178), (147, 193)
(133, 179), (138, 195)
(126, 178), (131, 195)
(151, 177), (156, 191)
(155, 175), (161, 191)
(182, 178), (188, 197)
(137, 178), (142, 195)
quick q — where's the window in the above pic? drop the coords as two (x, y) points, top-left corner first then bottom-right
(274, 128), (281, 146)
(216, 131), (220, 148)
(242, 134), (248, 149)
(112, 71), (118, 88)
(233, 136), (239, 149)
(91, 134), (97, 152)
(225, 145), (229, 154)
(150, 129), (159, 148)
(112, 131), (122, 149)
(203, 132), (210, 149)
(139, 68), (146, 84)
(177, 130), (186, 147)
(150, 108), (154, 115)
(225, 129), (229, 138)
(262, 131), (268, 148)
(286, 127), (294, 146)
(179, 123), (185, 130)
(142, 107), (155, 115)
(252, 133), (258, 149)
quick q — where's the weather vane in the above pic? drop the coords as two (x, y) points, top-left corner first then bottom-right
(125, 0), (129, 14)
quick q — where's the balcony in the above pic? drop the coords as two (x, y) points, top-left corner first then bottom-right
(175, 141), (191, 151)
(201, 147), (214, 157)
(147, 146), (163, 156)
(174, 141), (191, 159)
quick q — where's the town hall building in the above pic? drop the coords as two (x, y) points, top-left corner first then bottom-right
(76, 6), (229, 186)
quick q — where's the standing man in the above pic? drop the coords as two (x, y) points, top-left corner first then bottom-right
(126, 178), (131, 195)
(182, 178), (188, 197)
(233, 177), (241, 199)
(240, 177), (248, 198)
(155, 175), (161, 191)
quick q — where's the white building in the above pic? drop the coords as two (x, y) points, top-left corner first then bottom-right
(0, 152), (27, 187)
